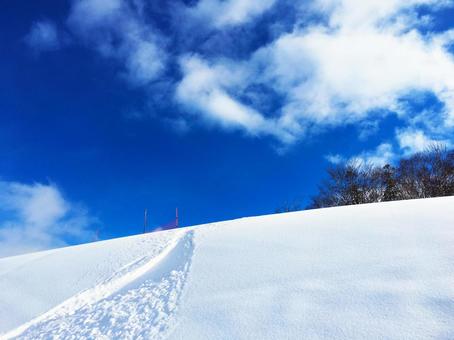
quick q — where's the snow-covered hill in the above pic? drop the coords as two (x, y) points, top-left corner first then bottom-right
(1, 197), (454, 339)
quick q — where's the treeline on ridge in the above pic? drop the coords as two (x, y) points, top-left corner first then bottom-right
(308, 145), (454, 209)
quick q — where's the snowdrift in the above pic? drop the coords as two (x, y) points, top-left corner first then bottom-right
(1, 197), (454, 339)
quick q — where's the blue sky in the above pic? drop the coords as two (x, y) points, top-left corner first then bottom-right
(1, 0), (454, 256)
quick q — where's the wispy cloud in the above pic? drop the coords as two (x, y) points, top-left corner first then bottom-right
(325, 153), (344, 164)
(327, 127), (452, 168)
(255, 0), (454, 131)
(396, 128), (452, 155)
(184, 0), (277, 28)
(24, 0), (454, 151)
(25, 20), (64, 52)
(176, 55), (295, 142)
(350, 143), (395, 167)
(173, 0), (454, 146)
(67, 0), (166, 86)
(326, 143), (395, 167)
(0, 181), (96, 258)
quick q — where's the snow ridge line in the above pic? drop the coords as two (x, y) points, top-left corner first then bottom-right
(2, 229), (193, 340)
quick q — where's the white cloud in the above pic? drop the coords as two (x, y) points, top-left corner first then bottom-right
(67, 0), (165, 85)
(186, 0), (276, 28)
(124, 40), (164, 85)
(255, 15), (454, 128)
(0, 181), (96, 258)
(325, 153), (344, 164)
(330, 127), (451, 168)
(326, 143), (395, 167)
(173, 0), (454, 145)
(312, 0), (443, 30)
(396, 128), (452, 155)
(350, 143), (395, 167)
(26, 0), (454, 148)
(25, 20), (62, 52)
(176, 56), (296, 143)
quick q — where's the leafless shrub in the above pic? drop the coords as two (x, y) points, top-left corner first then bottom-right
(309, 144), (454, 209)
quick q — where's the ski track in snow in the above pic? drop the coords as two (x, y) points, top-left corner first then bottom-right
(4, 230), (195, 340)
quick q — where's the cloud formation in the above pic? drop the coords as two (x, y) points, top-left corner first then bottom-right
(0, 181), (96, 258)
(25, 20), (63, 52)
(185, 0), (277, 28)
(176, 55), (295, 143)
(397, 128), (452, 155)
(67, 0), (166, 85)
(25, 0), (454, 156)
(326, 143), (395, 167)
(174, 0), (454, 150)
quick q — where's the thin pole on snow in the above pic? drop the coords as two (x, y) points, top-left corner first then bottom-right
(175, 207), (179, 228)
(144, 208), (148, 234)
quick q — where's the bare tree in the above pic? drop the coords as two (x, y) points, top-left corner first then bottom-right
(308, 144), (454, 209)
(396, 144), (454, 199)
(309, 161), (382, 208)
(382, 164), (398, 201)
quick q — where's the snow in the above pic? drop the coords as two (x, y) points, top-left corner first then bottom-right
(0, 229), (180, 334)
(1, 197), (454, 339)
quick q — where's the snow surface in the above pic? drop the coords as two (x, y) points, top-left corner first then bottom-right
(1, 197), (454, 339)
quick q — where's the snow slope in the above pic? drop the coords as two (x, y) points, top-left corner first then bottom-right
(1, 197), (454, 339)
